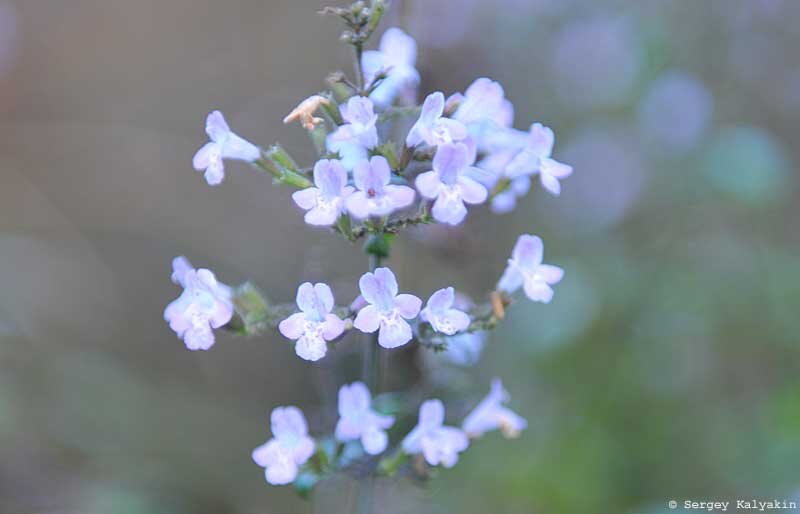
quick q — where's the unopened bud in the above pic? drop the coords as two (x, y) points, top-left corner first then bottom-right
(366, 0), (386, 35)
(350, 1), (365, 15)
(266, 143), (299, 172)
(257, 145), (313, 189)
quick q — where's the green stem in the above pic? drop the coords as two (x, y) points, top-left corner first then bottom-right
(348, 211), (434, 241)
(354, 42), (365, 93)
(357, 475), (375, 514)
(358, 253), (382, 514)
(362, 253), (382, 390)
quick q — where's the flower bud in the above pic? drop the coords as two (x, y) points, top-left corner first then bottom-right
(350, 1), (365, 15)
(255, 145), (312, 189)
(366, 0), (386, 35)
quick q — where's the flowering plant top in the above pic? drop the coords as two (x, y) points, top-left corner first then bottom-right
(163, 0), (574, 507)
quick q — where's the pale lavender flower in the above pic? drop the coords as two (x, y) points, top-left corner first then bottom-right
(498, 234), (564, 303)
(442, 331), (486, 367)
(353, 267), (422, 348)
(506, 123), (573, 196)
(402, 399), (469, 468)
(163, 257), (233, 351)
(452, 78), (514, 150)
(346, 156), (416, 219)
(415, 142), (487, 225)
(469, 149), (530, 214)
(452, 78), (513, 126)
(252, 406), (315, 485)
(335, 382), (395, 455)
(326, 96), (379, 170)
(362, 27), (420, 107)
(291, 159), (355, 226)
(192, 111), (260, 185)
(420, 287), (471, 335)
(406, 91), (467, 148)
(279, 282), (346, 362)
(462, 379), (527, 439)
(492, 179), (530, 213)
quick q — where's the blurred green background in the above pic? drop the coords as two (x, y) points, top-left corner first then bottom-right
(1, 0), (799, 513)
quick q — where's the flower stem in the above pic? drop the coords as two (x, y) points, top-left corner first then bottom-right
(357, 474), (375, 514)
(354, 42), (365, 93)
(357, 252), (382, 514)
(362, 253), (382, 390)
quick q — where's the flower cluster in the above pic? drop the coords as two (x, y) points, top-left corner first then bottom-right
(163, 257), (233, 351)
(163, 0), (576, 501)
(164, 233), (563, 356)
(252, 379), (525, 485)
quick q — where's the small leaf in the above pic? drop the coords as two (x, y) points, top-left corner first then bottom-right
(336, 214), (354, 240)
(378, 449), (408, 477)
(231, 282), (270, 335)
(371, 142), (399, 170)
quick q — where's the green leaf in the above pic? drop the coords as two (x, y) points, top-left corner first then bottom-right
(378, 449), (408, 477)
(231, 282), (270, 335)
(372, 142), (400, 170)
(336, 214), (354, 240)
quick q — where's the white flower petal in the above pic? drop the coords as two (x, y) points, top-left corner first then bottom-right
(538, 264), (565, 284)
(278, 312), (306, 340)
(203, 158), (225, 186)
(295, 334), (327, 361)
(361, 427), (389, 455)
(265, 457), (298, 485)
(335, 416), (362, 442)
(322, 314), (346, 341)
(271, 406), (308, 440)
(458, 175), (488, 204)
(193, 142), (218, 171)
(540, 172), (562, 196)
(432, 193), (467, 225)
(205, 110), (231, 141)
(394, 294), (422, 319)
(497, 266), (524, 294)
(415, 171), (443, 199)
(220, 132), (260, 162)
(353, 305), (381, 333)
(345, 191), (372, 219)
(377, 317), (413, 348)
(384, 185), (416, 210)
(523, 279), (554, 303)
(419, 399), (445, 428)
(292, 187), (319, 210)
(512, 234), (543, 266)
